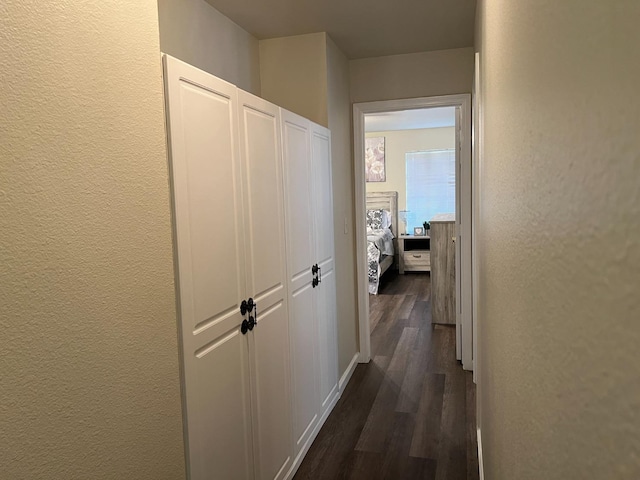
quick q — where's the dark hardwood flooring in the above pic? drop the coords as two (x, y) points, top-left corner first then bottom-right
(294, 271), (479, 480)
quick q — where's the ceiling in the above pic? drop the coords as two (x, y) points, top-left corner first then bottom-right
(204, 0), (477, 59)
(365, 107), (455, 132)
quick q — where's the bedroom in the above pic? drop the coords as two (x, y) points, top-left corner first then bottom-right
(364, 107), (456, 298)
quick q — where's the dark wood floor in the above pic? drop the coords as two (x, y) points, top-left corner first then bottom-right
(294, 271), (479, 480)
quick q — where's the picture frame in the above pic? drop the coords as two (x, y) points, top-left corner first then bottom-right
(413, 226), (425, 236)
(364, 136), (386, 182)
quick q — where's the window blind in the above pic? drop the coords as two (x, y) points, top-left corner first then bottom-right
(406, 149), (456, 229)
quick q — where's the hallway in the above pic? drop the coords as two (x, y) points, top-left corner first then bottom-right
(294, 272), (478, 479)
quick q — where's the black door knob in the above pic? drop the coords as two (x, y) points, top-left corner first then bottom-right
(248, 316), (255, 331)
(241, 319), (249, 335)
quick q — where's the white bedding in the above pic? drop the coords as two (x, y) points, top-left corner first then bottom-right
(367, 228), (394, 256)
(367, 227), (394, 294)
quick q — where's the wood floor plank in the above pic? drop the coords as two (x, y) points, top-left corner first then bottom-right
(395, 342), (430, 414)
(381, 412), (438, 480)
(369, 294), (405, 357)
(409, 373), (446, 459)
(387, 327), (419, 373)
(427, 324), (459, 374)
(354, 366), (404, 453)
(418, 273), (432, 301)
(342, 451), (384, 480)
(435, 372), (467, 480)
(397, 294), (416, 320)
(407, 299), (429, 328)
(369, 307), (384, 332)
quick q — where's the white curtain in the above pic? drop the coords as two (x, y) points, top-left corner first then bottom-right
(406, 149), (456, 228)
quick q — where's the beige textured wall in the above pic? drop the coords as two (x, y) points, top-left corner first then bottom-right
(349, 47), (474, 104)
(0, 1), (185, 478)
(158, 0), (261, 94)
(365, 127), (455, 216)
(476, 1), (640, 478)
(260, 33), (329, 127)
(326, 36), (359, 377)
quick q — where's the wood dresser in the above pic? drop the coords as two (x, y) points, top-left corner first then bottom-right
(430, 213), (456, 325)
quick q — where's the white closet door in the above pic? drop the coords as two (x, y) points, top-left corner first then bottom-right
(280, 109), (319, 456)
(310, 125), (339, 414)
(237, 91), (293, 480)
(163, 56), (253, 480)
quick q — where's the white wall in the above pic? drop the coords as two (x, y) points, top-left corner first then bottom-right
(365, 127), (455, 217)
(476, 1), (640, 478)
(326, 36), (359, 377)
(158, 0), (261, 94)
(350, 47), (474, 103)
(0, 1), (185, 478)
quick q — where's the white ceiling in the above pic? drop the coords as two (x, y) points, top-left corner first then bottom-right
(204, 0), (477, 59)
(365, 107), (455, 132)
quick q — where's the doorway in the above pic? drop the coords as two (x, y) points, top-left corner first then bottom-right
(353, 95), (473, 370)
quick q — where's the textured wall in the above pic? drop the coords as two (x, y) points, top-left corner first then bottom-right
(326, 36), (359, 377)
(476, 1), (640, 478)
(259, 33), (329, 127)
(0, 1), (186, 478)
(349, 47), (474, 104)
(365, 127), (455, 215)
(158, 0), (261, 95)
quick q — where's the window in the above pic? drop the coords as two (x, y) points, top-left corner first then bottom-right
(406, 149), (455, 229)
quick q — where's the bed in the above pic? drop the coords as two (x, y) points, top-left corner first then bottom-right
(366, 191), (398, 294)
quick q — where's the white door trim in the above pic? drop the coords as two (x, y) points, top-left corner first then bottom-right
(353, 95), (473, 367)
(472, 52), (482, 384)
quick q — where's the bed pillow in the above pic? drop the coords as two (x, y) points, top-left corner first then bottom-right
(366, 209), (384, 230)
(381, 209), (392, 230)
(366, 209), (391, 231)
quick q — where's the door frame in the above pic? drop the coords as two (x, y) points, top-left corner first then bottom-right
(353, 94), (473, 369)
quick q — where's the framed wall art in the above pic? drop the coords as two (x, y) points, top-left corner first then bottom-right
(365, 136), (386, 182)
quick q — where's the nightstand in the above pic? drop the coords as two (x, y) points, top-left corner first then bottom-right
(398, 235), (431, 274)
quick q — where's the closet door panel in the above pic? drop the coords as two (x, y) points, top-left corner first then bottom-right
(238, 91), (293, 480)
(281, 110), (319, 455)
(311, 128), (335, 267)
(167, 61), (245, 334)
(282, 114), (314, 277)
(163, 55), (252, 480)
(289, 284), (317, 451)
(315, 265), (338, 411)
(191, 332), (253, 480)
(311, 125), (339, 413)
(239, 93), (287, 296)
(250, 302), (292, 480)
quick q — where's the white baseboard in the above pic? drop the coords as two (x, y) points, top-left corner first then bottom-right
(477, 428), (485, 480)
(339, 352), (359, 393)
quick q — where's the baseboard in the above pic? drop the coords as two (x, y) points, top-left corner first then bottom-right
(477, 428), (485, 480)
(339, 352), (359, 393)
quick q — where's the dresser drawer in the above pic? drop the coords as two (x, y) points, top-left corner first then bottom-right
(403, 250), (430, 268)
